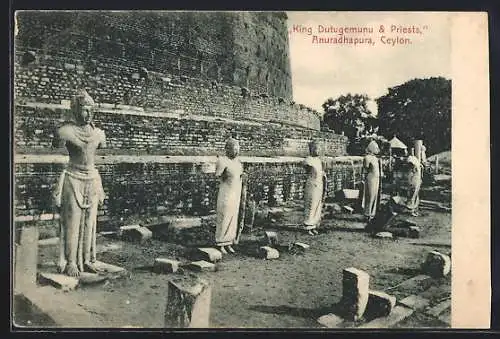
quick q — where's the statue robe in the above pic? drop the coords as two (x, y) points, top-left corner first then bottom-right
(215, 156), (243, 246)
(361, 154), (381, 218)
(53, 124), (106, 273)
(303, 156), (325, 229)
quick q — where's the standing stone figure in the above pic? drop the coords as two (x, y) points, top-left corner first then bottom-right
(52, 89), (106, 277)
(361, 140), (382, 222)
(406, 149), (423, 217)
(215, 138), (244, 254)
(302, 140), (327, 235)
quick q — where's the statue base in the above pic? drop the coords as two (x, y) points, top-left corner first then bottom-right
(36, 261), (128, 291)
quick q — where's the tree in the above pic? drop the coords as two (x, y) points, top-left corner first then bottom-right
(321, 94), (375, 139)
(376, 77), (451, 155)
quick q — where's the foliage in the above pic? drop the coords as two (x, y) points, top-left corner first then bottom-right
(321, 94), (376, 139)
(376, 77), (451, 155)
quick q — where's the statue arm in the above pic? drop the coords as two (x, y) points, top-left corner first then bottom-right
(98, 129), (107, 149)
(52, 125), (71, 148)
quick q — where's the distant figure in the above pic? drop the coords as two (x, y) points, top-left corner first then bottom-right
(52, 89), (106, 277)
(406, 151), (423, 217)
(302, 140), (327, 235)
(215, 138), (244, 254)
(361, 140), (382, 222)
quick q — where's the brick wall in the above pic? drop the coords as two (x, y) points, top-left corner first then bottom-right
(15, 11), (293, 100)
(14, 104), (346, 157)
(14, 157), (363, 225)
(14, 53), (320, 130)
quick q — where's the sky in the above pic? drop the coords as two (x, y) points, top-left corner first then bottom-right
(286, 12), (452, 114)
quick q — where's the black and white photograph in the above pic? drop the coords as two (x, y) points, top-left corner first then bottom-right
(11, 10), (490, 329)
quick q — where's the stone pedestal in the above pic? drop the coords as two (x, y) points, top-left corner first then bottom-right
(164, 276), (211, 328)
(341, 267), (370, 321)
(14, 225), (39, 294)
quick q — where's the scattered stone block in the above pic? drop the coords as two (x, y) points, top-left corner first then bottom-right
(92, 261), (127, 278)
(364, 290), (397, 319)
(421, 251), (451, 277)
(118, 224), (141, 237)
(194, 248), (223, 263)
(293, 242), (310, 250)
(187, 260), (217, 272)
(317, 313), (344, 328)
(121, 226), (152, 243)
(342, 205), (354, 214)
(399, 295), (430, 310)
(264, 231), (279, 246)
(15, 226), (39, 293)
(38, 272), (79, 291)
(153, 258), (180, 274)
(426, 298), (451, 317)
(374, 231), (393, 239)
(78, 272), (108, 285)
(341, 267), (370, 321)
(342, 189), (360, 200)
(164, 276), (212, 328)
(259, 246), (280, 260)
(357, 305), (414, 328)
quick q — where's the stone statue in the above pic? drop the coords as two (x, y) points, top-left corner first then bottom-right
(52, 89), (107, 277)
(302, 140), (327, 235)
(214, 138), (244, 254)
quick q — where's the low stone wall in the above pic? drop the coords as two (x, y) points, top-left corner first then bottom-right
(14, 155), (363, 228)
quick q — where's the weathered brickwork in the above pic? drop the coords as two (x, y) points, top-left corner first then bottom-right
(14, 159), (362, 222)
(13, 11), (357, 224)
(14, 104), (347, 157)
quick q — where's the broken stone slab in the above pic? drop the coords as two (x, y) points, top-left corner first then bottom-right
(186, 260), (217, 272)
(78, 272), (108, 285)
(317, 313), (344, 328)
(264, 231), (279, 246)
(153, 258), (181, 274)
(118, 224), (141, 236)
(121, 226), (153, 243)
(165, 276), (212, 328)
(38, 272), (79, 291)
(364, 290), (397, 319)
(421, 251), (451, 277)
(259, 246), (280, 260)
(341, 267), (370, 321)
(341, 189), (360, 200)
(425, 298), (451, 317)
(293, 242), (310, 250)
(357, 305), (414, 328)
(399, 295), (430, 310)
(342, 205), (354, 214)
(374, 231), (393, 239)
(193, 248), (223, 263)
(92, 261), (128, 280)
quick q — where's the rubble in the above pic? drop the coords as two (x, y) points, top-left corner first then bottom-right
(421, 251), (451, 277)
(259, 246), (280, 259)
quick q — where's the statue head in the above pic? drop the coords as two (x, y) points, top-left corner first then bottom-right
(365, 140), (380, 155)
(225, 137), (240, 159)
(71, 89), (95, 125)
(308, 140), (319, 157)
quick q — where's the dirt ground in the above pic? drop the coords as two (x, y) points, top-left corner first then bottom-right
(16, 206), (451, 329)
